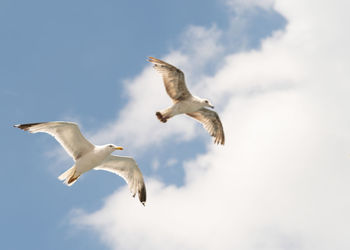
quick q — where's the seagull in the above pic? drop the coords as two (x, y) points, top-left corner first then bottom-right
(14, 121), (146, 205)
(148, 57), (225, 145)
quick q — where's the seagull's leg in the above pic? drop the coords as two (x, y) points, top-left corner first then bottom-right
(68, 175), (80, 184)
(156, 106), (174, 123)
(65, 168), (80, 186)
(156, 112), (166, 123)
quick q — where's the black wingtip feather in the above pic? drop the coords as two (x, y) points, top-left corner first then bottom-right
(13, 122), (44, 131)
(214, 136), (225, 145)
(139, 183), (147, 206)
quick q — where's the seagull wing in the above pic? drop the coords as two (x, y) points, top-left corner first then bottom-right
(14, 122), (94, 160)
(148, 56), (192, 102)
(95, 155), (147, 205)
(187, 108), (225, 145)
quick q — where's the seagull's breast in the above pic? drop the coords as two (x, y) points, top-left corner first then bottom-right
(175, 99), (203, 114)
(75, 148), (109, 174)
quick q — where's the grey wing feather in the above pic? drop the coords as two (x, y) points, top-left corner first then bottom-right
(187, 108), (225, 145)
(148, 57), (192, 102)
(95, 155), (146, 205)
(14, 121), (94, 160)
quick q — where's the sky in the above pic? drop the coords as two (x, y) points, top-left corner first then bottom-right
(1, 0), (350, 250)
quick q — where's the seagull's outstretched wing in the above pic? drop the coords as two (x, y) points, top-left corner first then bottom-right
(95, 155), (147, 205)
(14, 122), (94, 160)
(187, 108), (225, 145)
(148, 56), (192, 102)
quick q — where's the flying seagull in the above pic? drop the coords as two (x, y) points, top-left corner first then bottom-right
(14, 121), (146, 205)
(148, 57), (225, 145)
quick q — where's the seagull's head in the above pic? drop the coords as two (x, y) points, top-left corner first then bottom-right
(202, 99), (214, 109)
(106, 144), (124, 152)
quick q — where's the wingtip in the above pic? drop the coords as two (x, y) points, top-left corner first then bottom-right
(147, 56), (156, 63)
(14, 124), (27, 130)
(214, 137), (225, 145)
(13, 122), (43, 131)
(139, 183), (147, 205)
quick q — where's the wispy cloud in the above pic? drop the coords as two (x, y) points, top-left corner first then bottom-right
(225, 0), (275, 11)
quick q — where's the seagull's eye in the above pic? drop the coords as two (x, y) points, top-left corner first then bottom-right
(205, 100), (208, 103)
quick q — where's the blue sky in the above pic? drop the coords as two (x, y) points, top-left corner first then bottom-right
(3, 1), (350, 250)
(1, 2), (284, 249)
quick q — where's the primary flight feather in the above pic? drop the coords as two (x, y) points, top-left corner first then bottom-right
(148, 57), (225, 145)
(14, 121), (146, 205)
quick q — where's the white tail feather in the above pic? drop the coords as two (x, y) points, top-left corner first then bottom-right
(58, 166), (78, 186)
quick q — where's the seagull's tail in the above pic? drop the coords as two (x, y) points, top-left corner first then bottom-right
(58, 165), (79, 186)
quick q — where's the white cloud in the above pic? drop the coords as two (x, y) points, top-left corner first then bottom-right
(225, 0), (275, 11)
(165, 158), (178, 168)
(151, 158), (160, 171)
(73, 0), (350, 249)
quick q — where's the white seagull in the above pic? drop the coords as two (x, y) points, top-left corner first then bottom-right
(14, 121), (146, 205)
(148, 57), (225, 145)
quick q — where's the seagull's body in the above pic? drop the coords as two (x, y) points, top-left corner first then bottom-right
(159, 98), (205, 117)
(14, 121), (146, 205)
(148, 57), (225, 145)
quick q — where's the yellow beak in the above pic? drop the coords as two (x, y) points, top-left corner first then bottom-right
(114, 146), (124, 150)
